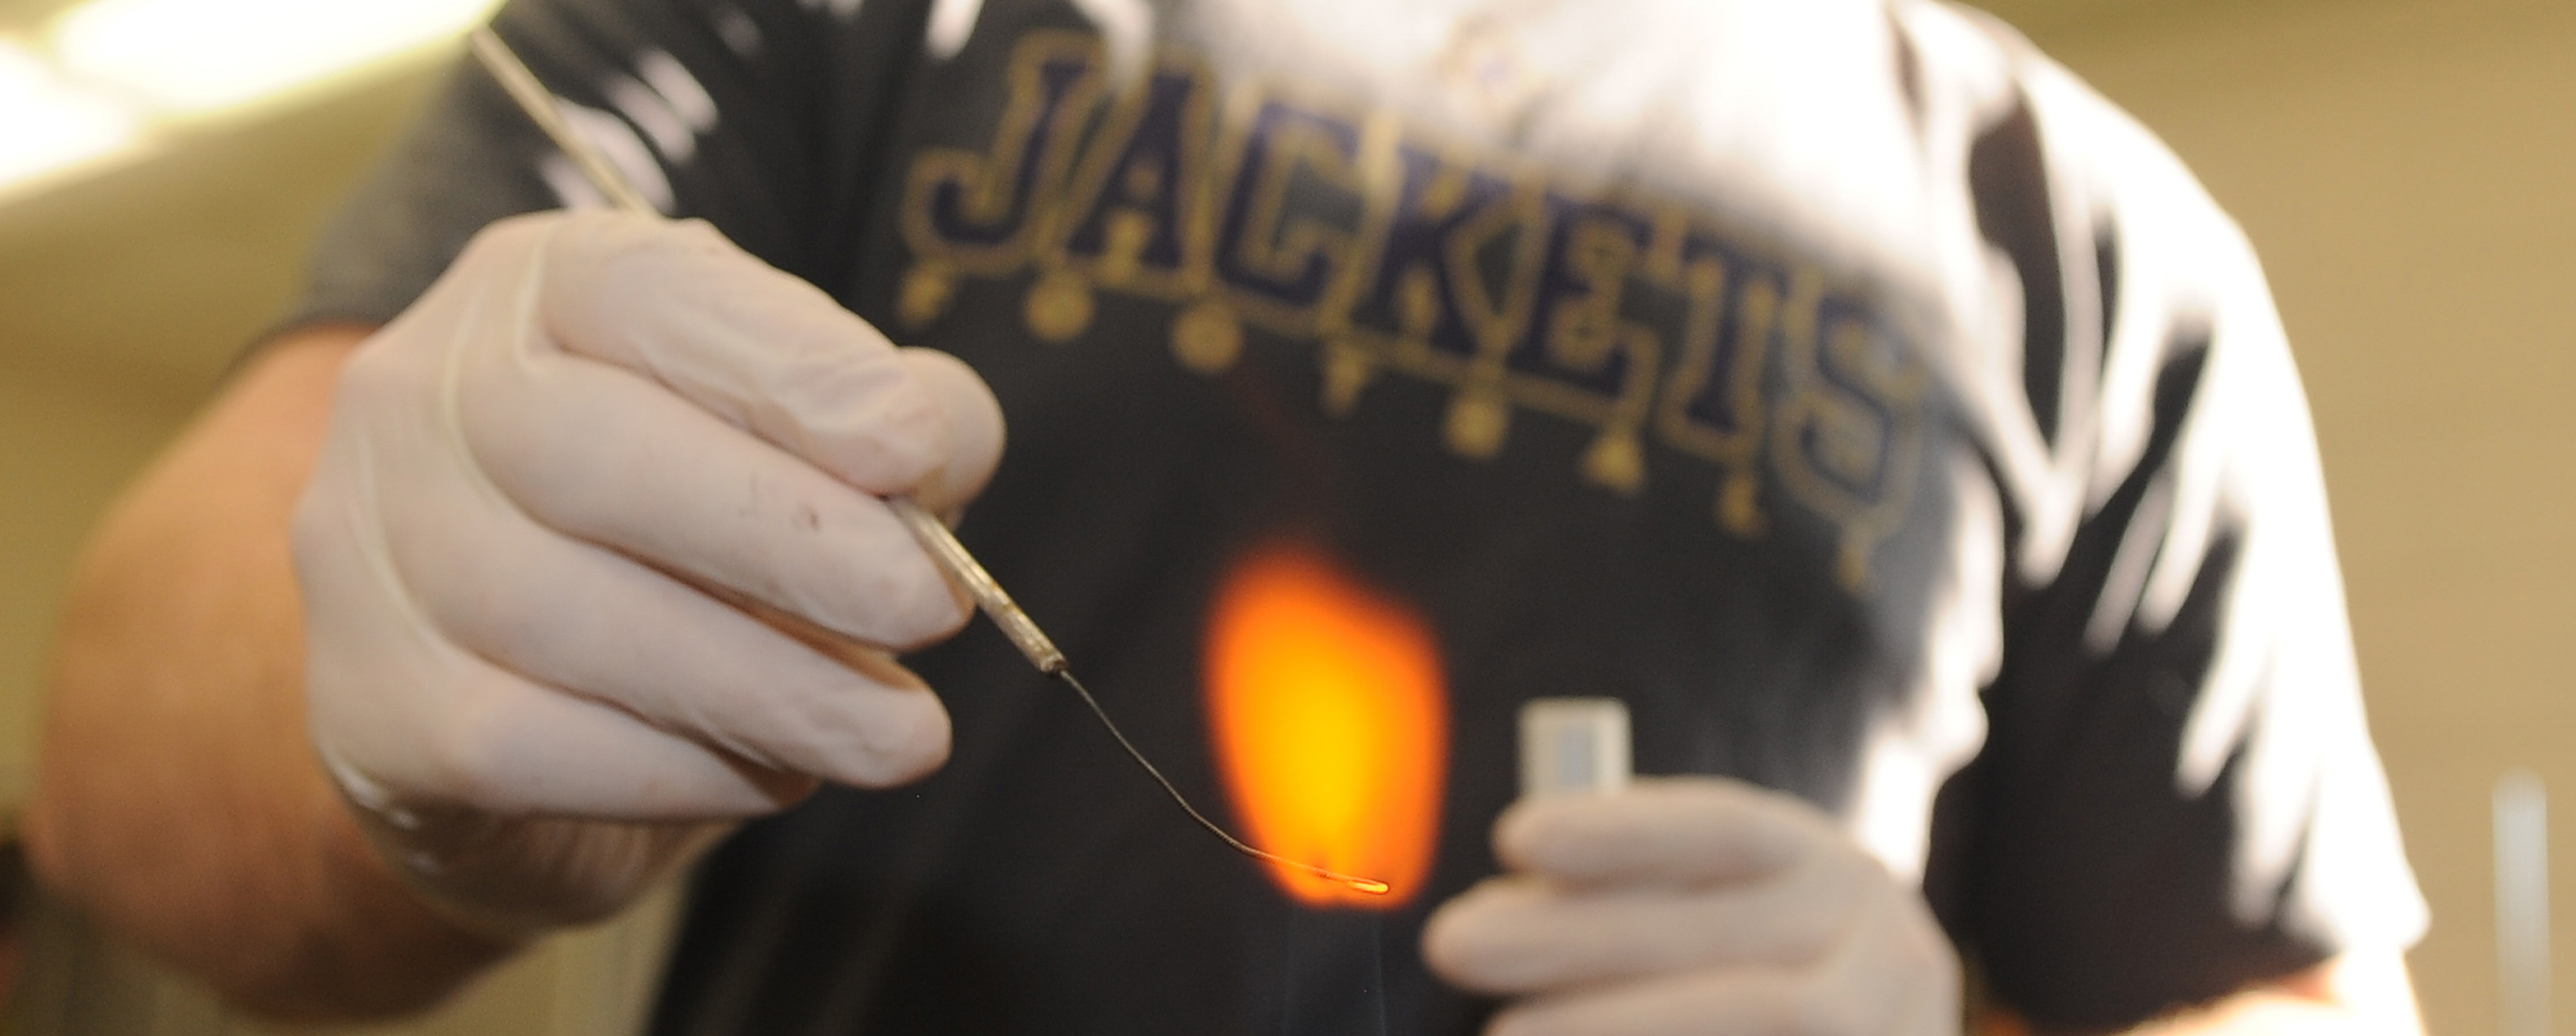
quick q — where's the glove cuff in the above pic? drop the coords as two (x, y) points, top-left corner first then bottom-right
(321, 746), (730, 938)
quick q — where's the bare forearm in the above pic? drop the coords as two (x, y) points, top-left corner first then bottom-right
(24, 328), (517, 1020)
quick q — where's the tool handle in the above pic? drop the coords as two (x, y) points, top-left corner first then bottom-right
(885, 498), (1066, 675)
(468, 29), (657, 215)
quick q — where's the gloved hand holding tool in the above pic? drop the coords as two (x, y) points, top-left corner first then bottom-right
(293, 207), (1005, 933)
(304, 30), (1386, 942)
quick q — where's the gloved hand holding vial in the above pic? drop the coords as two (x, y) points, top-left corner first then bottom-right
(1426, 699), (1958, 1036)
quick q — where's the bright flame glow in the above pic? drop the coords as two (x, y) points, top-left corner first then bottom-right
(50, 0), (502, 115)
(0, 39), (140, 189)
(1206, 541), (1447, 908)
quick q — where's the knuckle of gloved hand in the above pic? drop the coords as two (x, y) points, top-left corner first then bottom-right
(286, 472), (351, 573)
(330, 330), (431, 410)
(893, 348), (1004, 505)
(1882, 894), (1961, 988)
(1795, 839), (1874, 901)
(1421, 891), (1541, 991)
(798, 356), (951, 494)
(1492, 796), (1603, 876)
(543, 210), (735, 334)
(458, 210), (562, 265)
(1421, 926), (1502, 990)
(446, 212), (588, 303)
(1484, 1002), (1570, 1036)
(853, 547), (972, 651)
(548, 206), (707, 264)
(821, 690), (952, 787)
(1720, 880), (1843, 964)
(1780, 968), (1874, 1036)
(410, 686), (534, 812)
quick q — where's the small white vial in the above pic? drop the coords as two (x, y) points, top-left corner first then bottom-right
(2496, 770), (2551, 1036)
(1519, 697), (1632, 798)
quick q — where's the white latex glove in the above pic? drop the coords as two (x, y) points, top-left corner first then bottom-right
(1425, 777), (1962, 1036)
(291, 210), (1004, 932)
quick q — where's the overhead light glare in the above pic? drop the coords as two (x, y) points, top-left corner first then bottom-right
(0, 38), (143, 192)
(50, 0), (503, 115)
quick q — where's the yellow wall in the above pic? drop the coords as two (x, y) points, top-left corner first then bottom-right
(0, 59), (450, 795)
(2, 1), (2571, 1033)
(0, 55), (679, 1036)
(0, 360), (193, 814)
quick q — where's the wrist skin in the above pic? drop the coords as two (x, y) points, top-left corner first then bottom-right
(27, 330), (527, 1019)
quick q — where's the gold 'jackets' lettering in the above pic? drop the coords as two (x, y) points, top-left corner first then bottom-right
(898, 29), (1928, 590)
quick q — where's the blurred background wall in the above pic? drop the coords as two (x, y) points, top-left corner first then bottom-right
(0, 0), (2568, 1031)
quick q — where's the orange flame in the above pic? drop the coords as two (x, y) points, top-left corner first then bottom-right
(1205, 541), (1448, 908)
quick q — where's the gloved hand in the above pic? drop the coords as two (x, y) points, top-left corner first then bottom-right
(291, 209), (1004, 934)
(1425, 777), (1961, 1036)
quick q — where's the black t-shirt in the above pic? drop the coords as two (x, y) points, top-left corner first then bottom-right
(292, 0), (2427, 1031)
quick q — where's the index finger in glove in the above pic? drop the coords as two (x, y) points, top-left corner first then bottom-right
(1494, 777), (1826, 888)
(1476, 956), (1931, 1036)
(461, 348), (973, 653)
(534, 211), (1000, 509)
(1421, 870), (1858, 994)
(1472, 895), (1962, 1036)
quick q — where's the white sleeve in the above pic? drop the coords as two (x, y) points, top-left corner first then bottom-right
(1899, 2), (2427, 1027)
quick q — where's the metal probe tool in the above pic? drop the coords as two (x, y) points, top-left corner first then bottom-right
(465, 28), (1388, 897)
